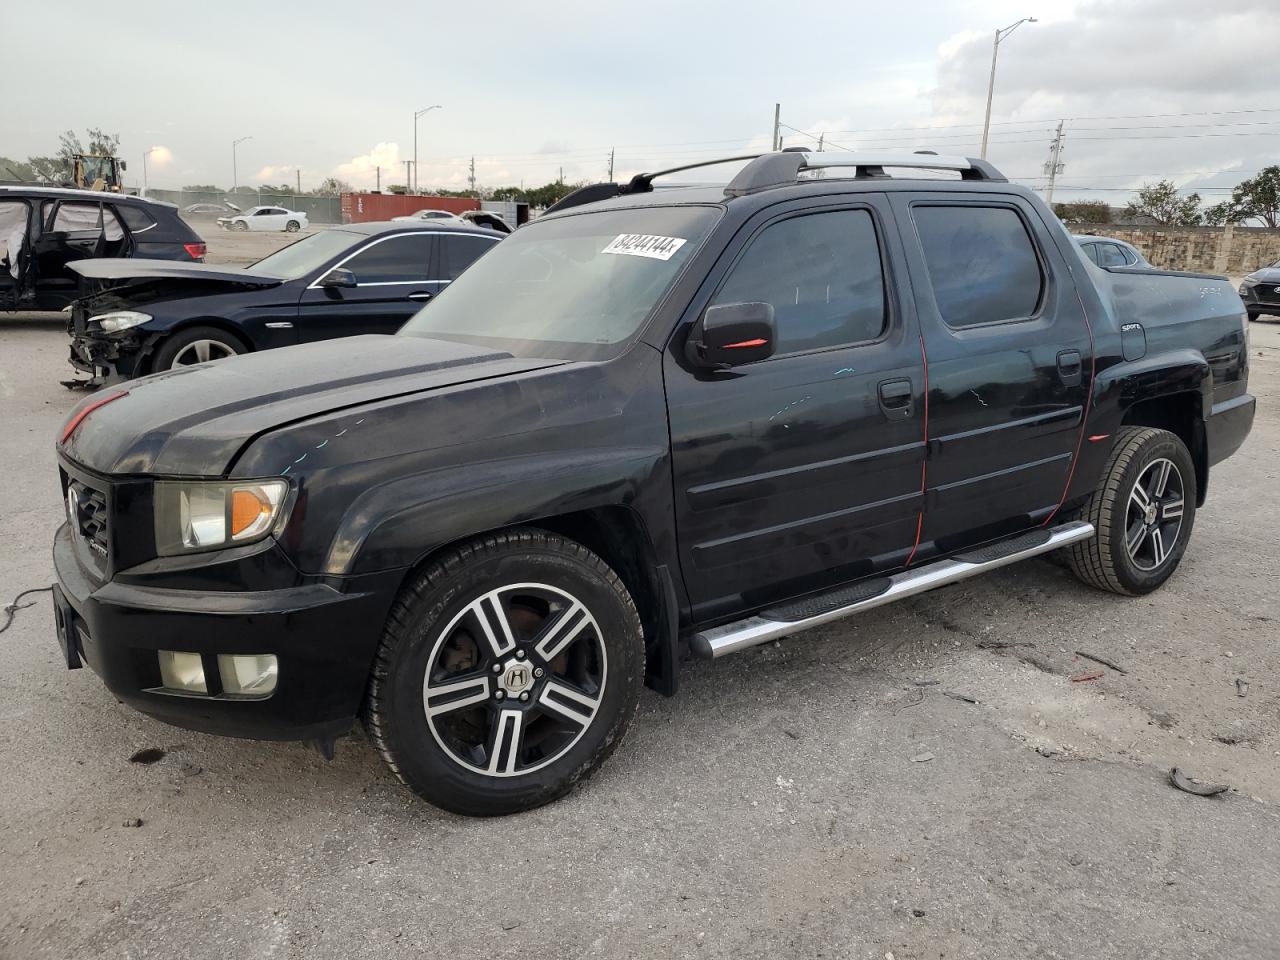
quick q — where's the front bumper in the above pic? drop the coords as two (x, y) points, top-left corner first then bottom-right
(67, 332), (147, 384)
(53, 523), (400, 742)
(1239, 283), (1280, 315)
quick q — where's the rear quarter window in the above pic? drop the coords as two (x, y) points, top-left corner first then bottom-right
(437, 234), (498, 280)
(116, 205), (157, 233)
(913, 205), (1044, 328)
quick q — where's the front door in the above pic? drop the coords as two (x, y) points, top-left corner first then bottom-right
(297, 232), (440, 341)
(891, 194), (1094, 558)
(665, 199), (927, 622)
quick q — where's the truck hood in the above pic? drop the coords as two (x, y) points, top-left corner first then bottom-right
(70, 260), (283, 287)
(60, 335), (564, 476)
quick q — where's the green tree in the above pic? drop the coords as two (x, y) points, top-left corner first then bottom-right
(1053, 201), (1112, 225)
(1202, 166), (1280, 228)
(0, 156), (40, 182)
(314, 177), (351, 196)
(182, 184), (225, 193)
(26, 128), (122, 182)
(1123, 180), (1203, 226)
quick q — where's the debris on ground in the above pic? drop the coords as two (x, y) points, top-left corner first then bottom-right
(1169, 767), (1229, 797)
(910, 752), (935, 763)
(942, 691), (978, 704)
(122, 818), (143, 828)
(1074, 650), (1129, 674)
(0, 586), (54, 636)
(1236, 679), (1249, 698)
(1070, 670), (1105, 683)
(128, 748), (166, 765)
(976, 640), (1035, 650)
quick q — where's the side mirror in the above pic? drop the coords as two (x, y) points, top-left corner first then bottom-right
(686, 301), (776, 368)
(318, 267), (357, 289)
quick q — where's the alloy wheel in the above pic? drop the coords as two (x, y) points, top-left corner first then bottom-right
(1125, 457), (1185, 571)
(422, 583), (607, 777)
(171, 339), (238, 366)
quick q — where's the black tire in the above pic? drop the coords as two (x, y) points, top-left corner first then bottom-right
(232, 220), (249, 232)
(150, 325), (246, 372)
(1066, 426), (1197, 595)
(1247, 310), (1261, 321)
(364, 529), (644, 816)
(285, 220), (300, 233)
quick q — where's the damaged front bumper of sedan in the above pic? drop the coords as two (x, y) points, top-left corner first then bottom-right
(65, 306), (155, 387)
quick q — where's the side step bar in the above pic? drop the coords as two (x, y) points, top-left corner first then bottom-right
(689, 521), (1095, 660)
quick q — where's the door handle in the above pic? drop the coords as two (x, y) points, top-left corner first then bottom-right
(1056, 350), (1082, 387)
(877, 378), (914, 421)
(407, 291), (433, 302)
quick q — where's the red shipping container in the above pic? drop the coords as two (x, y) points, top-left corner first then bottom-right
(340, 193), (481, 224)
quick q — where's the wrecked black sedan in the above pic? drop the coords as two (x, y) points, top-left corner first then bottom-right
(65, 221), (500, 384)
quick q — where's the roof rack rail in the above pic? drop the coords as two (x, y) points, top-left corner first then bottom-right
(543, 150), (1007, 214)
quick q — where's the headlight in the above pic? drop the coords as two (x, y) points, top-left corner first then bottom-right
(154, 479), (289, 555)
(90, 310), (152, 333)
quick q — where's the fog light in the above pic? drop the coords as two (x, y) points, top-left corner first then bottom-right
(158, 650), (207, 694)
(218, 654), (278, 698)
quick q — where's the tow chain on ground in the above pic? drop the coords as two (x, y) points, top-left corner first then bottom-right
(0, 586), (54, 636)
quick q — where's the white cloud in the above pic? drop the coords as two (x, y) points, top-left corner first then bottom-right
(335, 142), (403, 188)
(147, 145), (173, 166)
(254, 163), (296, 182)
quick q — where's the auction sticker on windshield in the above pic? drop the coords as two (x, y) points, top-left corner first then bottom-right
(602, 234), (687, 261)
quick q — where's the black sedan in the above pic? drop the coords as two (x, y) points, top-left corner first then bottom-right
(66, 221), (500, 384)
(1239, 260), (1280, 320)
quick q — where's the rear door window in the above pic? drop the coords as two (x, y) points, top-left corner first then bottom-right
(1080, 242), (1101, 265)
(913, 205), (1043, 327)
(342, 234), (434, 283)
(710, 209), (888, 354)
(1098, 243), (1129, 267)
(436, 234), (498, 280)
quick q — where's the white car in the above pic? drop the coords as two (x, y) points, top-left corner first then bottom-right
(218, 206), (309, 233)
(391, 208), (466, 224)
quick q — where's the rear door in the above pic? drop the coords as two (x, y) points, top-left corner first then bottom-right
(296, 232), (437, 340)
(892, 193), (1093, 558)
(432, 231), (500, 296)
(665, 197), (927, 622)
(32, 201), (125, 304)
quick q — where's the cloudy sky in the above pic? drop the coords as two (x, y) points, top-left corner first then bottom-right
(5, 0), (1278, 201)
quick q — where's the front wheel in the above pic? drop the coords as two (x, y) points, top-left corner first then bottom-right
(285, 220), (300, 233)
(232, 220), (249, 232)
(1067, 426), (1196, 595)
(363, 529), (644, 816)
(151, 325), (246, 372)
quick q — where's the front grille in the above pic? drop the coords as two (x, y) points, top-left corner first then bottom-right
(1255, 285), (1280, 305)
(69, 480), (110, 562)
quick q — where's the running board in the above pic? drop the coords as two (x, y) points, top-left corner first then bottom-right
(688, 521), (1095, 660)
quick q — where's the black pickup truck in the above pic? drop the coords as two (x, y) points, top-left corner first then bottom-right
(51, 151), (1254, 816)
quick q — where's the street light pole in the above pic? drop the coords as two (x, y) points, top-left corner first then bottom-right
(232, 135), (253, 191)
(142, 147), (156, 195)
(413, 105), (442, 193)
(980, 17), (1036, 160)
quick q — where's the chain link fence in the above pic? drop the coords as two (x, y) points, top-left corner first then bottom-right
(143, 188), (343, 223)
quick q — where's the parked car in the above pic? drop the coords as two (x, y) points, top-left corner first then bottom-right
(391, 208), (466, 223)
(0, 186), (206, 311)
(460, 210), (513, 233)
(1238, 259), (1280, 319)
(50, 151), (1254, 816)
(1074, 234), (1151, 269)
(218, 206), (309, 232)
(65, 221), (500, 383)
(180, 201), (241, 221)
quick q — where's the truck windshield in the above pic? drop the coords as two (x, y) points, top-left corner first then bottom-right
(398, 205), (720, 360)
(248, 230), (361, 280)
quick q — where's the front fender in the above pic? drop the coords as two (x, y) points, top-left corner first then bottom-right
(324, 446), (670, 576)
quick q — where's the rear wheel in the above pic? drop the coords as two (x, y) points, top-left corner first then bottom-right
(1067, 426), (1196, 595)
(151, 326), (246, 372)
(364, 529), (644, 816)
(285, 220), (300, 233)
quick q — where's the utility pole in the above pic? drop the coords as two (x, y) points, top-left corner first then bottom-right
(607, 148), (615, 181)
(468, 156), (476, 196)
(403, 160), (412, 192)
(558, 166), (563, 183)
(772, 103), (781, 151)
(817, 133), (824, 152)
(376, 166), (381, 192)
(296, 169), (301, 196)
(1044, 120), (1065, 205)
(980, 17), (1036, 159)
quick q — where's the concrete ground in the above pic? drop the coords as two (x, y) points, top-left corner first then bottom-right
(1, 243), (1278, 958)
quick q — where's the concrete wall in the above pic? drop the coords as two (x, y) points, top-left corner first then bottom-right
(1073, 224), (1280, 276)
